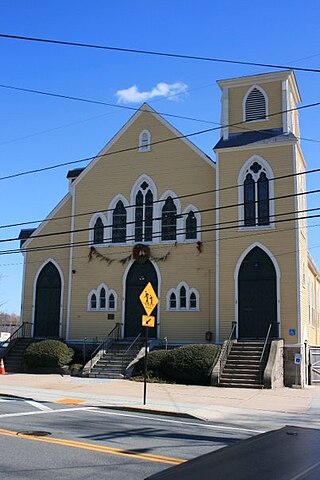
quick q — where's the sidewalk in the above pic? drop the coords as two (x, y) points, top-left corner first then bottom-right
(1, 373), (320, 429)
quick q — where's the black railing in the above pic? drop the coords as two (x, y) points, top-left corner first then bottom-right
(88, 323), (120, 372)
(219, 321), (237, 383)
(121, 333), (142, 375)
(259, 322), (274, 384)
(0, 322), (32, 352)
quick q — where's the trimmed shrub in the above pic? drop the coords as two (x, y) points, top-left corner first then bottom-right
(24, 340), (74, 369)
(134, 344), (220, 385)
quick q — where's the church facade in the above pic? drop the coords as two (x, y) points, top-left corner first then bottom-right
(19, 70), (320, 386)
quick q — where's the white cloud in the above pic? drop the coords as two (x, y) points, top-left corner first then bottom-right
(116, 82), (188, 104)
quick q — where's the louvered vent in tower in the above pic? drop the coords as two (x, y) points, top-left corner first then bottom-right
(245, 87), (267, 122)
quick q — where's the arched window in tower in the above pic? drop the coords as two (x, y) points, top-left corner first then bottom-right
(190, 291), (197, 309)
(161, 196), (177, 241)
(112, 200), (126, 243)
(108, 293), (115, 310)
(134, 182), (154, 242)
(244, 86), (267, 122)
(242, 160), (271, 227)
(169, 292), (177, 309)
(139, 130), (151, 152)
(93, 217), (104, 244)
(186, 211), (197, 240)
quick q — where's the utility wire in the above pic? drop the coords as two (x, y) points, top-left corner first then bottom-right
(1, 33), (320, 73)
(1, 165), (319, 233)
(1, 100), (320, 182)
(3, 187), (319, 245)
(3, 206), (318, 257)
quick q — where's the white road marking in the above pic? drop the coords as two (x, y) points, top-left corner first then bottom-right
(0, 406), (93, 418)
(86, 408), (265, 434)
(25, 400), (52, 411)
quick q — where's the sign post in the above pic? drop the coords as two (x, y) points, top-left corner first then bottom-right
(139, 282), (158, 405)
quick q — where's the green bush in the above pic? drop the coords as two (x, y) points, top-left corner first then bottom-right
(24, 340), (74, 369)
(134, 344), (220, 385)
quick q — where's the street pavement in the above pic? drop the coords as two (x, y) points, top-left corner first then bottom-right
(1, 373), (320, 430)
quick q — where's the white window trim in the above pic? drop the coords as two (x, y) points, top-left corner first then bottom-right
(89, 213), (106, 245)
(87, 284), (118, 312)
(106, 194), (129, 246)
(242, 84), (269, 123)
(166, 282), (200, 311)
(182, 204), (201, 243)
(237, 155), (275, 230)
(139, 129), (151, 152)
(159, 190), (181, 243)
(130, 175), (159, 244)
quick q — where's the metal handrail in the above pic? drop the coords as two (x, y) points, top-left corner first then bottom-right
(89, 323), (120, 371)
(121, 333), (142, 373)
(0, 322), (32, 350)
(219, 321), (237, 383)
(259, 322), (273, 384)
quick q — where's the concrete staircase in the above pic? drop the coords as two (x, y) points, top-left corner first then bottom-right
(219, 341), (265, 388)
(2, 338), (35, 373)
(88, 340), (144, 379)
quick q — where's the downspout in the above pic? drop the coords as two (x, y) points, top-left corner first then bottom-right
(66, 183), (76, 341)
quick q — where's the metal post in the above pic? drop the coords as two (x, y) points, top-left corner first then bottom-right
(83, 337), (87, 366)
(143, 327), (149, 405)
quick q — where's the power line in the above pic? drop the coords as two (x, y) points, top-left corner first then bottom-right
(1, 33), (320, 73)
(2, 206), (318, 257)
(1, 100), (320, 183)
(1, 164), (319, 233)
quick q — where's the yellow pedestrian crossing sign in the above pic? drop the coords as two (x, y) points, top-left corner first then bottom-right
(139, 282), (158, 316)
(142, 315), (155, 327)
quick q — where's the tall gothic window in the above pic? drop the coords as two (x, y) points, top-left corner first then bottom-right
(134, 181), (153, 242)
(186, 211), (197, 240)
(112, 200), (126, 243)
(93, 217), (104, 244)
(161, 196), (177, 241)
(243, 161), (271, 227)
(99, 288), (106, 309)
(179, 285), (187, 309)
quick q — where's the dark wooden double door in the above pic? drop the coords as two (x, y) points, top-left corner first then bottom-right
(238, 247), (278, 339)
(124, 260), (157, 338)
(34, 262), (61, 338)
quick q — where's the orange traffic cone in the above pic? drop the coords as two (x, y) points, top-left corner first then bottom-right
(0, 358), (6, 375)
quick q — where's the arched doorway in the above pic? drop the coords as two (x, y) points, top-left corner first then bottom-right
(34, 262), (62, 338)
(124, 260), (158, 338)
(238, 247), (277, 339)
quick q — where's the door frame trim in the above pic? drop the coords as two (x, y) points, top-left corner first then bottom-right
(234, 242), (281, 338)
(32, 258), (64, 338)
(121, 259), (161, 339)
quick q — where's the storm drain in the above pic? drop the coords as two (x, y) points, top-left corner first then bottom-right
(16, 430), (52, 437)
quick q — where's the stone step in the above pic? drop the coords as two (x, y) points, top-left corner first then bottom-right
(219, 382), (264, 389)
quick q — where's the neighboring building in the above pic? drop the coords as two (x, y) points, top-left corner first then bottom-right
(19, 70), (320, 386)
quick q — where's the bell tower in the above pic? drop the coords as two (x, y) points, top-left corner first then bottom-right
(214, 70), (308, 386)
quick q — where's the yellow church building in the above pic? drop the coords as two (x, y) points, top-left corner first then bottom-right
(18, 70), (320, 387)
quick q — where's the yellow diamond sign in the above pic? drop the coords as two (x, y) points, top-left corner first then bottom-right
(140, 282), (158, 316)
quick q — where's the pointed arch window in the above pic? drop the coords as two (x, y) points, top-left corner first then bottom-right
(99, 288), (106, 309)
(134, 183), (154, 242)
(161, 196), (177, 241)
(169, 292), (177, 309)
(186, 211), (197, 240)
(108, 293), (115, 310)
(241, 160), (272, 228)
(179, 286), (187, 309)
(90, 293), (97, 310)
(190, 292), (197, 309)
(112, 200), (126, 243)
(93, 217), (104, 244)
(139, 130), (151, 152)
(244, 86), (267, 122)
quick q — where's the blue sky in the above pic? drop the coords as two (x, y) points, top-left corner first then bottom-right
(1, 0), (320, 314)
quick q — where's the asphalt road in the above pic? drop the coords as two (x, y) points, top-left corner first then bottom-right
(0, 395), (261, 479)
